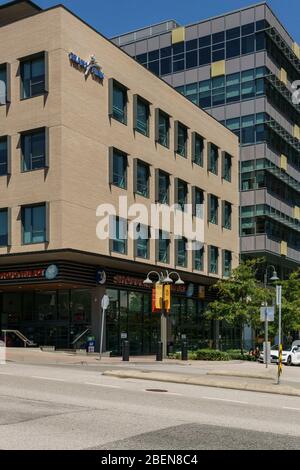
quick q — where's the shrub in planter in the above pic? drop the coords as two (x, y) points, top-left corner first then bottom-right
(194, 349), (230, 361)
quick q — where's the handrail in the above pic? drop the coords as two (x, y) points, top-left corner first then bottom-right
(2, 330), (36, 348)
(71, 328), (90, 346)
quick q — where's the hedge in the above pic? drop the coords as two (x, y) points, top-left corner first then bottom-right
(169, 349), (257, 361)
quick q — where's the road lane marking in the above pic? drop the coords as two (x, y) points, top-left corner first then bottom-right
(202, 397), (249, 404)
(85, 382), (121, 389)
(143, 390), (183, 396)
(283, 407), (300, 412)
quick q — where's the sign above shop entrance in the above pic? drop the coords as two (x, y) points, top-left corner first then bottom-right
(0, 265), (59, 282)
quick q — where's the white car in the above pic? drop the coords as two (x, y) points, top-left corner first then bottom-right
(259, 342), (300, 366)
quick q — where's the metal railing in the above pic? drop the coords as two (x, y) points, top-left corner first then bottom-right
(71, 328), (90, 348)
(1, 330), (36, 348)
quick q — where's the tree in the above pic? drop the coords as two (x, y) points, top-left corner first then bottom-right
(268, 269), (300, 342)
(205, 259), (272, 353)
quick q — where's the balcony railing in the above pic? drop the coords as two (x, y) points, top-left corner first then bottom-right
(265, 27), (300, 75)
(265, 73), (300, 117)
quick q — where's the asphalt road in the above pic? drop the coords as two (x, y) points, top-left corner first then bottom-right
(0, 362), (300, 450)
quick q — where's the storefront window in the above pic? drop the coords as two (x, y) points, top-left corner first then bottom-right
(58, 290), (70, 321)
(2, 293), (21, 324)
(23, 292), (35, 321)
(36, 291), (57, 321)
(71, 289), (91, 323)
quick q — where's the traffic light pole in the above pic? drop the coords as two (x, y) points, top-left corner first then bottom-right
(161, 283), (167, 359)
(277, 285), (282, 385)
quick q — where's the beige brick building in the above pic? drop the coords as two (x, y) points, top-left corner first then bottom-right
(0, 0), (239, 354)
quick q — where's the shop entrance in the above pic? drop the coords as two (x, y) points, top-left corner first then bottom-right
(105, 289), (160, 356)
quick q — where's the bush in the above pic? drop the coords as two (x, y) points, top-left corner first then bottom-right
(168, 349), (257, 361)
(194, 349), (230, 361)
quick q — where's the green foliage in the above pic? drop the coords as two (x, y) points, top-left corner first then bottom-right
(205, 259), (272, 351)
(193, 349), (230, 361)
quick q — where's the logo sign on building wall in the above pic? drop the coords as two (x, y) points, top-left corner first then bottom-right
(0, 265), (59, 283)
(69, 53), (104, 81)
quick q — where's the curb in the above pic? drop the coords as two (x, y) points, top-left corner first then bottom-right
(103, 369), (300, 397)
(206, 371), (275, 381)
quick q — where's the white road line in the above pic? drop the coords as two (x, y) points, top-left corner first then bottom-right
(143, 390), (183, 396)
(85, 382), (121, 389)
(283, 407), (300, 412)
(202, 397), (249, 404)
(31, 376), (67, 382)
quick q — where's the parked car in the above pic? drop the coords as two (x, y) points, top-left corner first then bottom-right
(259, 342), (300, 366)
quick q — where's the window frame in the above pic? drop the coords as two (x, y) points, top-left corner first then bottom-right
(21, 203), (47, 245)
(20, 52), (48, 100)
(20, 128), (47, 173)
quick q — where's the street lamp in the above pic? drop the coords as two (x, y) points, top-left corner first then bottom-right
(144, 270), (184, 359)
(263, 265), (279, 368)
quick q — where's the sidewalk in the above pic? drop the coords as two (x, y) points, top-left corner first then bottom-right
(4, 348), (300, 396)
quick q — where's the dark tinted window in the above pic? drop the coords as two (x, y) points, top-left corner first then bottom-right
(148, 50), (159, 61)
(160, 58), (171, 75)
(256, 32), (266, 51)
(172, 42), (184, 54)
(136, 53), (147, 64)
(199, 47), (211, 65)
(242, 23), (254, 36)
(212, 31), (225, 44)
(173, 60), (185, 72)
(160, 46), (171, 58)
(186, 39), (198, 51)
(186, 50), (198, 69)
(242, 35), (255, 54)
(212, 49), (225, 61)
(148, 61), (159, 75)
(256, 20), (269, 31)
(199, 35), (211, 47)
(226, 27), (240, 40)
(226, 39), (240, 58)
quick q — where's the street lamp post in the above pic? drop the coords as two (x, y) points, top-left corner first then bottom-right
(144, 270), (184, 359)
(263, 265), (279, 368)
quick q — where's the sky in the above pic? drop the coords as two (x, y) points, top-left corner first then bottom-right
(1, 0), (300, 41)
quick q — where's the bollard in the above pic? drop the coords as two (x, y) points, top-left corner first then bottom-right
(181, 342), (188, 361)
(156, 341), (163, 362)
(122, 340), (130, 361)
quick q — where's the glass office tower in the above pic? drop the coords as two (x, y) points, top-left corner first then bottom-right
(112, 2), (300, 279)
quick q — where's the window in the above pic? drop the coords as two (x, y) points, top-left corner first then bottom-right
(135, 97), (150, 136)
(157, 110), (169, 147)
(194, 244), (204, 271)
(0, 137), (8, 176)
(111, 216), (127, 254)
(0, 65), (7, 105)
(0, 209), (8, 246)
(226, 77), (240, 103)
(242, 23), (255, 36)
(208, 143), (219, 175)
(21, 54), (45, 99)
(21, 129), (46, 172)
(223, 250), (232, 277)
(158, 231), (170, 263)
(226, 27), (240, 41)
(136, 161), (150, 197)
(209, 246), (219, 274)
(198, 47), (211, 66)
(186, 50), (198, 69)
(209, 194), (219, 225)
(199, 35), (211, 48)
(157, 170), (170, 204)
(199, 80), (211, 108)
(223, 201), (232, 230)
(226, 39), (240, 59)
(22, 204), (46, 244)
(241, 115), (255, 144)
(193, 187), (204, 218)
(212, 76), (225, 106)
(112, 81), (127, 124)
(135, 224), (149, 259)
(111, 149), (127, 189)
(177, 237), (187, 267)
(242, 35), (255, 54)
(176, 179), (188, 211)
(176, 122), (188, 157)
(192, 133), (204, 166)
(222, 152), (232, 182)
